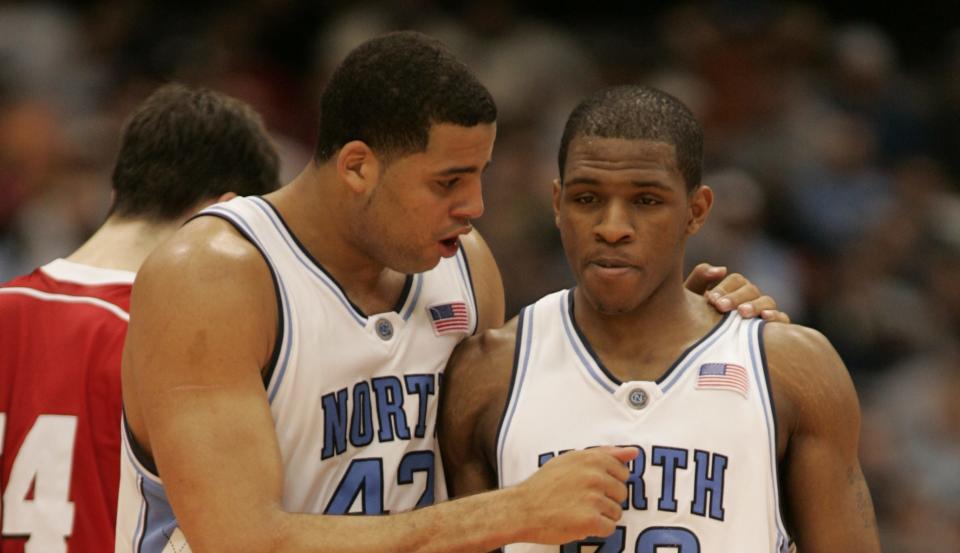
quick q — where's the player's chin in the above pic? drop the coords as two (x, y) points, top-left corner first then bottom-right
(384, 249), (441, 274)
(407, 256), (442, 273)
(591, 296), (639, 316)
(580, 278), (644, 314)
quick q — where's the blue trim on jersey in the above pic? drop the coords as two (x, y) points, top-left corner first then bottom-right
(204, 205), (294, 404)
(560, 289), (735, 395)
(659, 313), (737, 393)
(248, 197), (367, 325)
(496, 305), (536, 487)
(748, 318), (792, 550)
(493, 309), (527, 488)
(454, 245), (479, 335)
(131, 475), (146, 553)
(559, 290), (617, 394)
(401, 274), (424, 321)
(136, 473), (180, 553)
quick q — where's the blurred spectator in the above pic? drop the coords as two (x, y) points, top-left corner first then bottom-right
(784, 111), (894, 255)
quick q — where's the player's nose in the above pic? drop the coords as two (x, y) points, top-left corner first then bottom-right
(452, 180), (484, 220)
(594, 200), (635, 244)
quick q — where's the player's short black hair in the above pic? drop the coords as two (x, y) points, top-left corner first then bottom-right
(558, 85), (703, 190)
(110, 83), (280, 221)
(314, 31), (497, 161)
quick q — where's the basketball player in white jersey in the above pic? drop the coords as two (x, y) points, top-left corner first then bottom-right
(117, 34), (786, 553)
(440, 85), (881, 552)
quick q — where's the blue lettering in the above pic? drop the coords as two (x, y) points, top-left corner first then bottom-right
(691, 450), (726, 520)
(397, 450), (436, 508)
(625, 446), (648, 511)
(637, 526), (700, 552)
(373, 376), (411, 442)
(651, 446), (687, 512)
(562, 526), (625, 552)
(350, 381), (374, 447)
(321, 388), (348, 459)
(324, 458), (384, 514)
(404, 374), (436, 438)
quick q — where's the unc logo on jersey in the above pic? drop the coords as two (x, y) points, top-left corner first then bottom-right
(375, 318), (394, 340)
(627, 388), (648, 409)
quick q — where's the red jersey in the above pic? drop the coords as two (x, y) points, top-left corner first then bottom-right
(0, 259), (134, 553)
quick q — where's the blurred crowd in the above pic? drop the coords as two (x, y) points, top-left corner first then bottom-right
(1, 1), (957, 550)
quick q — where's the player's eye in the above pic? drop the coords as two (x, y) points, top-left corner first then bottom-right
(438, 177), (460, 189)
(635, 195), (662, 206)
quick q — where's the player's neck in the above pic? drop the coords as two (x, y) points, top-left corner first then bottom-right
(573, 280), (720, 382)
(67, 215), (182, 272)
(267, 166), (405, 313)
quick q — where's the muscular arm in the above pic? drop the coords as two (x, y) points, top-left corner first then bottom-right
(440, 320), (518, 497)
(123, 219), (627, 553)
(765, 324), (880, 552)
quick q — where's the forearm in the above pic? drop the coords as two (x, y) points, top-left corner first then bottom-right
(270, 488), (525, 553)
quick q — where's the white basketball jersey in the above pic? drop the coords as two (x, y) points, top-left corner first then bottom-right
(498, 290), (794, 553)
(116, 196), (478, 552)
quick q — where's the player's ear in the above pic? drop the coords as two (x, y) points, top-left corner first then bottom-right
(686, 184), (713, 236)
(552, 178), (562, 227)
(337, 141), (380, 195)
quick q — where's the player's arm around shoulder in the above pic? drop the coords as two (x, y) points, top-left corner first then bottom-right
(459, 229), (505, 332)
(441, 317), (519, 497)
(763, 323), (881, 553)
(122, 216), (282, 552)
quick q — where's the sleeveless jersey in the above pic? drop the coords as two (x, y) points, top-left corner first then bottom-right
(497, 290), (794, 553)
(115, 196), (478, 552)
(1, 259), (135, 553)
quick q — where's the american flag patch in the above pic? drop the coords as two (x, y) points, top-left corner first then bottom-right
(696, 363), (749, 397)
(427, 301), (470, 336)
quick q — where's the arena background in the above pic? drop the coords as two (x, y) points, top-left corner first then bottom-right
(2, 1), (958, 550)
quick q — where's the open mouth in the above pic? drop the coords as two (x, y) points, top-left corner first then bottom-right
(438, 237), (460, 257)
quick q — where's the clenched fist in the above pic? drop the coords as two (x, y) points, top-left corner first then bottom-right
(507, 446), (638, 545)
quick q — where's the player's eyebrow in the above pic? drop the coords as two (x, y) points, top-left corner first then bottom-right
(564, 176), (672, 190)
(435, 160), (492, 177)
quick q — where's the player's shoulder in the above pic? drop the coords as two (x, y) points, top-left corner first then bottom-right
(451, 316), (518, 370)
(139, 215), (266, 288)
(764, 322), (849, 387)
(763, 322), (834, 359)
(763, 322), (859, 428)
(446, 316), (518, 394)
